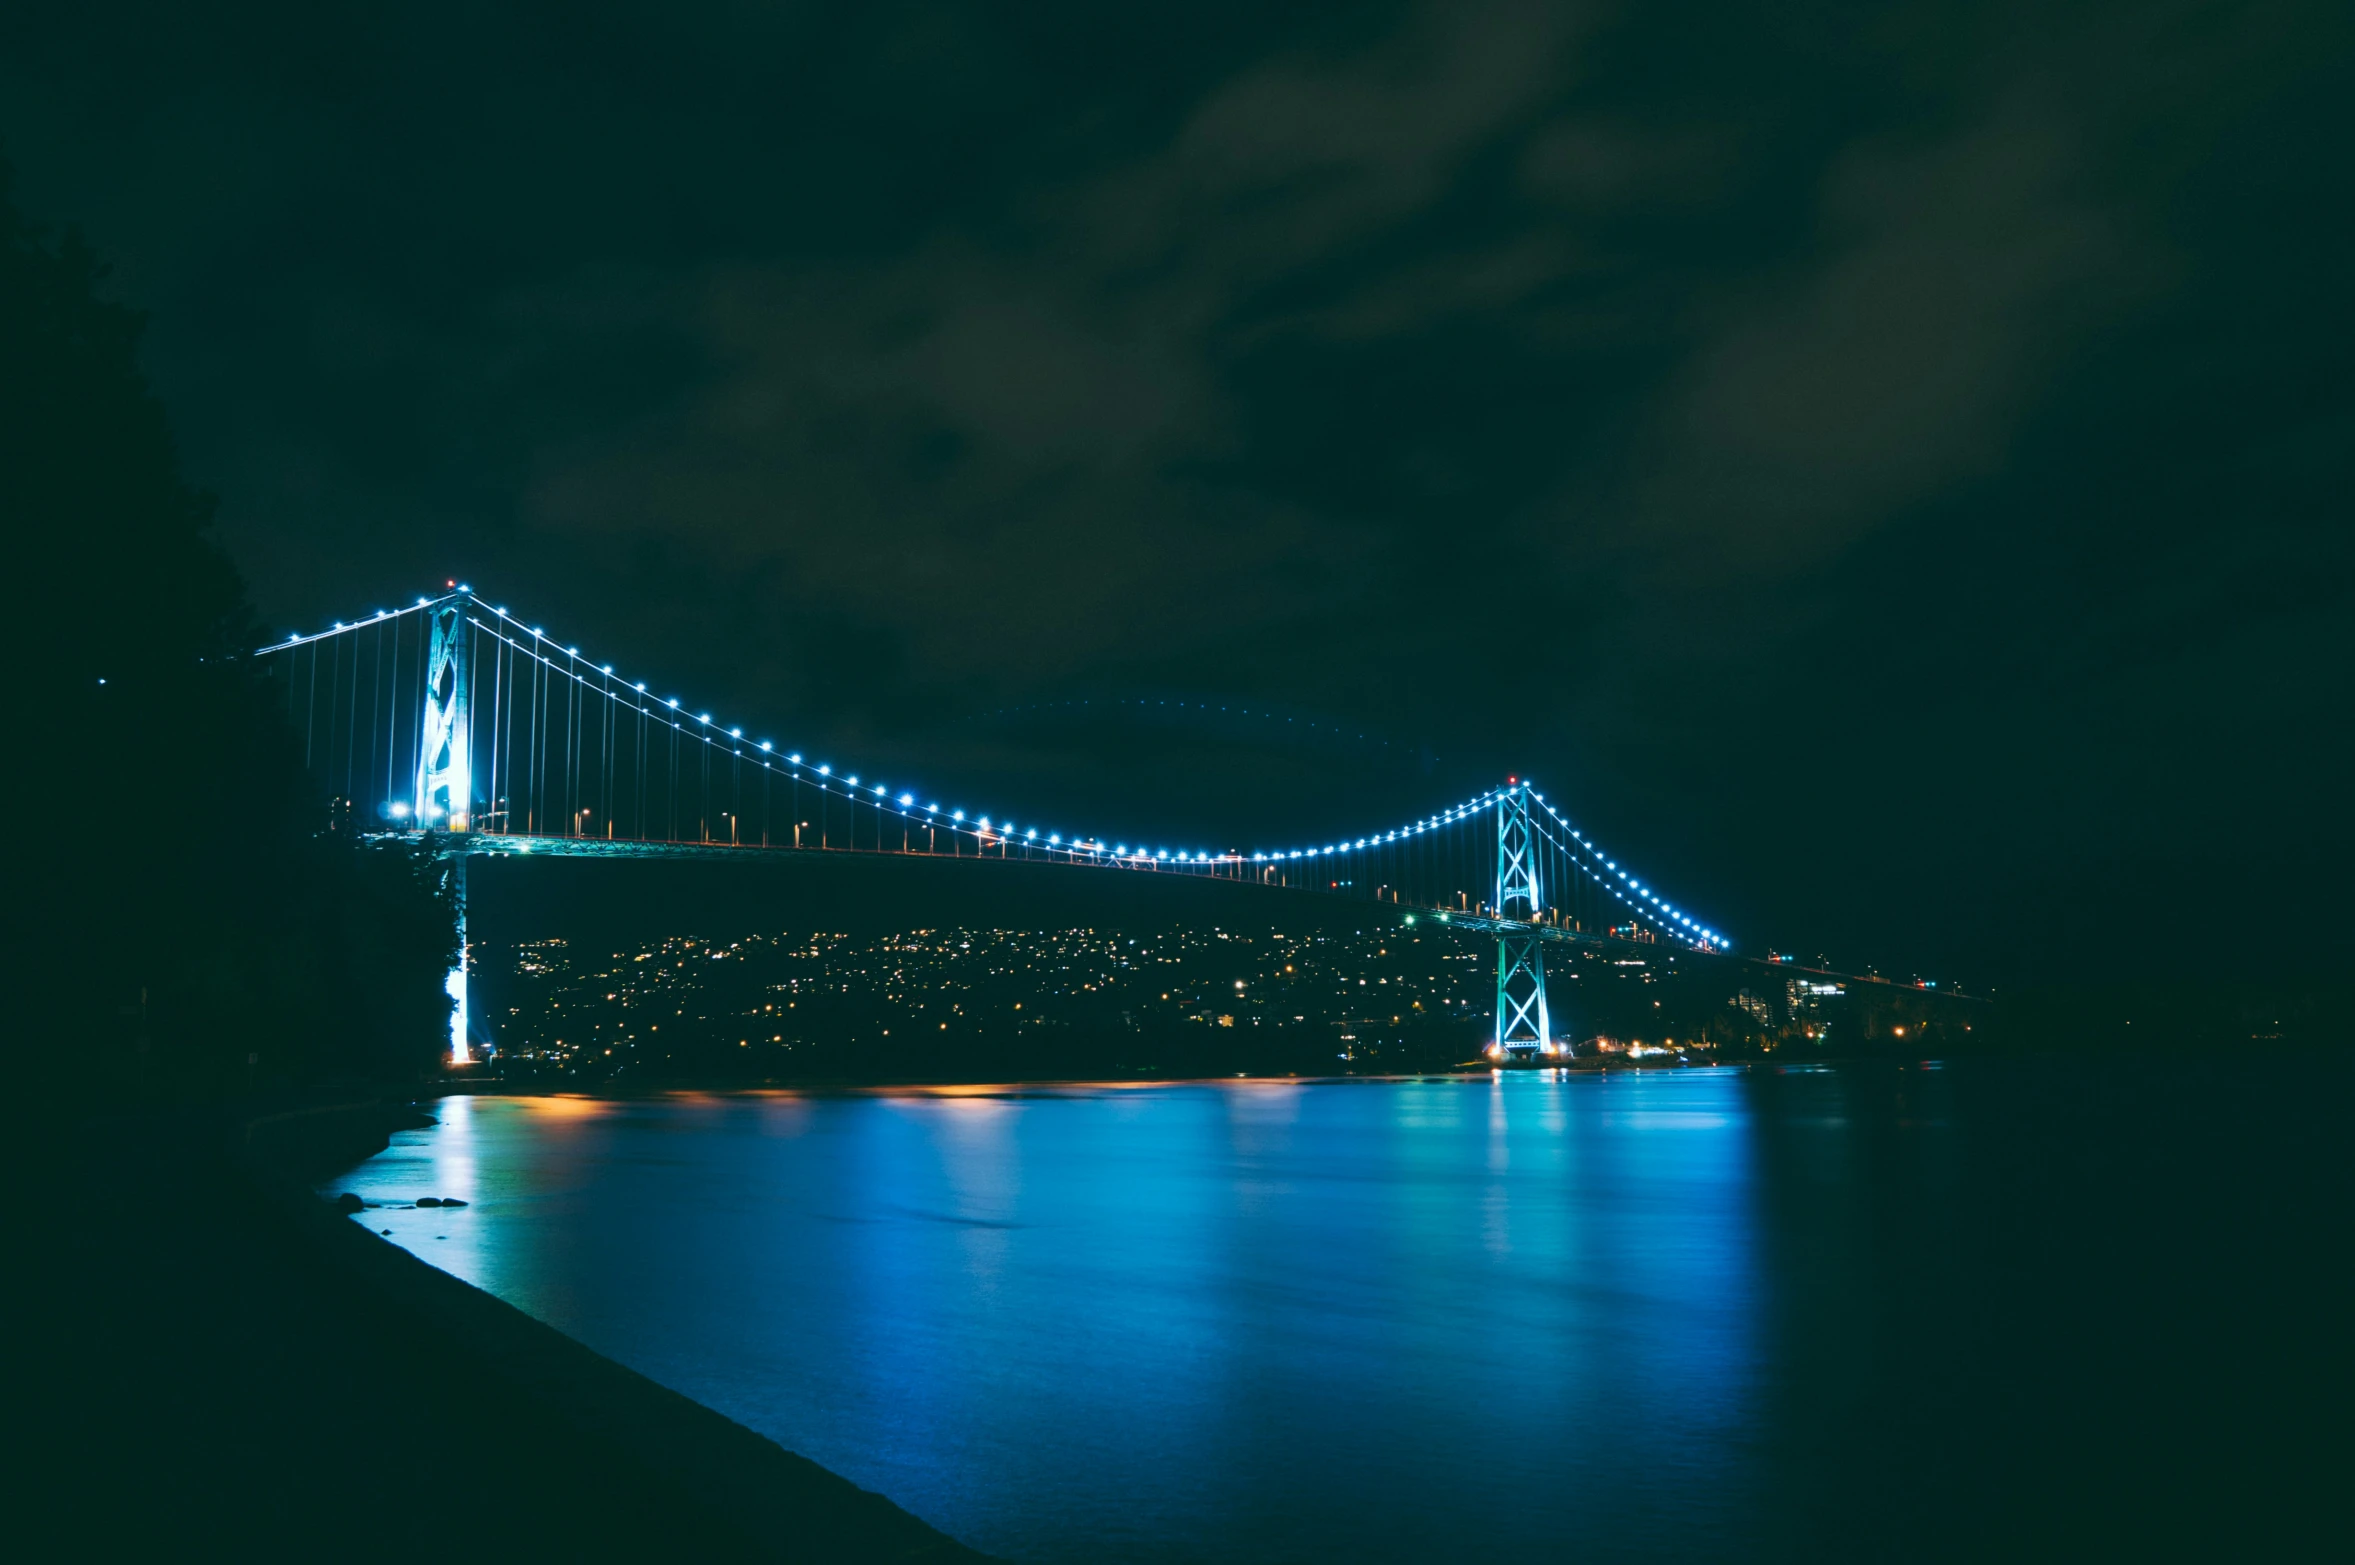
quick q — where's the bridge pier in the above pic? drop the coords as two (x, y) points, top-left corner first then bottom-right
(446, 850), (471, 1065)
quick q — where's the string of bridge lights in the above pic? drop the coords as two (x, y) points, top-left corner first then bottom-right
(459, 600), (1243, 866)
(1526, 791), (1728, 950)
(260, 595), (441, 651)
(261, 589), (1727, 949)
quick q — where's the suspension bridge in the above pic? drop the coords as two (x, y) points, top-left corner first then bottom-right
(260, 586), (1737, 1065)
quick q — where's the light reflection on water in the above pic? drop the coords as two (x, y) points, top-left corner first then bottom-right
(331, 1072), (1777, 1562)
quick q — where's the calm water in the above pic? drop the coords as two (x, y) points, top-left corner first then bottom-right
(329, 1062), (2346, 1562)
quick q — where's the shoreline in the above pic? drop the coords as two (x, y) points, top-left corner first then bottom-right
(21, 1092), (993, 1563)
(420, 1056), (1842, 1098)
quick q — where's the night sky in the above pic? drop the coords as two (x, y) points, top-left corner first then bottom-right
(6, 1), (2349, 985)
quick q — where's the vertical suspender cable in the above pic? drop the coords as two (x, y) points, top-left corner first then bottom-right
(367, 620), (383, 817)
(488, 628), (504, 832)
(305, 640), (319, 771)
(384, 615), (402, 814)
(344, 624), (360, 813)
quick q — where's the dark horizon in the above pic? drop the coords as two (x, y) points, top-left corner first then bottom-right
(6, 0), (2349, 992)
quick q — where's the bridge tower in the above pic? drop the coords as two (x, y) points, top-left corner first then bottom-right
(415, 599), (473, 830)
(1492, 782), (1564, 1060)
(415, 597), (474, 1063)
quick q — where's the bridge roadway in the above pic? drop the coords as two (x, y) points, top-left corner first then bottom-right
(395, 829), (1971, 1003)
(390, 829), (1675, 955)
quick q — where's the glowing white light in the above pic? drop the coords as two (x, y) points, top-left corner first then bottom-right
(789, 753), (803, 763)
(667, 698), (679, 707)
(1025, 828), (1037, 839)
(761, 741), (773, 752)
(730, 728), (742, 738)
(926, 803), (938, 813)
(899, 793), (914, 805)
(602, 665), (613, 674)
(953, 810), (965, 821)
(817, 765), (831, 775)
(636, 683), (647, 692)
(446, 954), (470, 1065)
(1050, 834), (1062, 844)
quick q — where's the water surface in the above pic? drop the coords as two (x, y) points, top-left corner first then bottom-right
(330, 1062), (2346, 1562)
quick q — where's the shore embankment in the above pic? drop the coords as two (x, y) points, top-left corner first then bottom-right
(19, 1091), (991, 1563)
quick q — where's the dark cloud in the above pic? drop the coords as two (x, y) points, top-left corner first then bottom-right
(4, 0), (2349, 981)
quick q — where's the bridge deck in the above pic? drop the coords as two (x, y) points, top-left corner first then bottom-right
(390, 830), (1716, 961)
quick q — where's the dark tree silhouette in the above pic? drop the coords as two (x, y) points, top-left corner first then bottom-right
(1, 156), (457, 1090)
